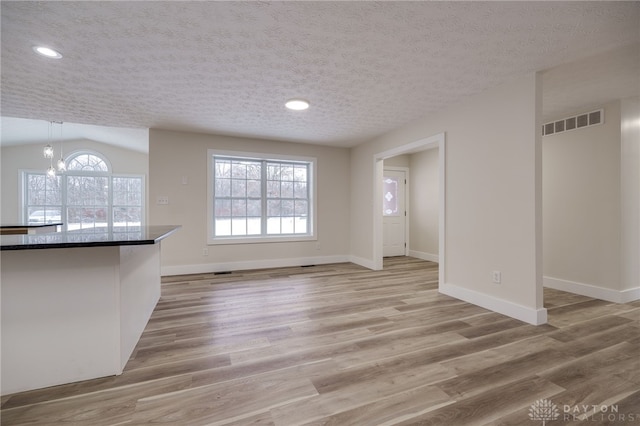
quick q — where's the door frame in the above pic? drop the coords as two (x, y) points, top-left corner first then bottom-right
(373, 133), (446, 287)
(382, 166), (410, 257)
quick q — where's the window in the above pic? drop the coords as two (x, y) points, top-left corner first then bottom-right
(22, 151), (144, 232)
(208, 150), (315, 244)
(383, 176), (400, 216)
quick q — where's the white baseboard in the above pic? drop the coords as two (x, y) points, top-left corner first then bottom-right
(162, 255), (350, 276)
(621, 287), (640, 303)
(544, 276), (640, 303)
(439, 282), (547, 326)
(407, 250), (439, 263)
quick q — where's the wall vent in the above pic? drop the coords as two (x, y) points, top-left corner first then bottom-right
(542, 108), (604, 137)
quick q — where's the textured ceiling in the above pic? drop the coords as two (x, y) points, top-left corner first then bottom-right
(1, 1), (639, 148)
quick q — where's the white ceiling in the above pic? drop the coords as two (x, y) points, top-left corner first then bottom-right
(1, 1), (639, 149)
(0, 117), (149, 153)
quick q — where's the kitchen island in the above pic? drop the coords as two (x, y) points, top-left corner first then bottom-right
(0, 222), (62, 235)
(0, 225), (180, 395)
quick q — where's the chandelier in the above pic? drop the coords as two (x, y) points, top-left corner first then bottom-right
(43, 121), (65, 176)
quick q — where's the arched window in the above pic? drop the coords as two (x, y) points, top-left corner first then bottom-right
(22, 150), (144, 232)
(65, 151), (111, 172)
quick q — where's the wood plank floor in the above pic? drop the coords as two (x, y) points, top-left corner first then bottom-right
(2, 257), (639, 425)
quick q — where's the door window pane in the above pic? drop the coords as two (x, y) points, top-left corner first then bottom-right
(383, 177), (399, 216)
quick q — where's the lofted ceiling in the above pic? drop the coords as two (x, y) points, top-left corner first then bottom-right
(1, 1), (639, 149)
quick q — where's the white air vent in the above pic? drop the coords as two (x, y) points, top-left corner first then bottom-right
(542, 108), (604, 137)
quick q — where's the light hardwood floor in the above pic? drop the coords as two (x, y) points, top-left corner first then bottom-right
(2, 257), (639, 425)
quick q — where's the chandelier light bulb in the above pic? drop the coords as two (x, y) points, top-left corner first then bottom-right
(47, 165), (56, 177)
(57, 157), (66, 172)
(44, 144), (54, 159)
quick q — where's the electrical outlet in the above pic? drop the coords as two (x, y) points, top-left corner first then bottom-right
(492, 271), (502, 284)
(156, 196), (169, 205)
(202, 248), (209, 256)
(315, 242), (321, 251)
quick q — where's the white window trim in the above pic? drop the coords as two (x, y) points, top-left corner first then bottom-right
(207, 149), (317, 245)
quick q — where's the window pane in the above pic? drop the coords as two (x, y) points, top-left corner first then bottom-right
(247, 163), (261, 179)
(247, 180), (261, 197)
(67, 207), (81, 226)
(281, 182), (293, 198)
(231, 199), (246, 217)
(113, 184), (127, 205)
(231, 218), (247, 235)
(267, 200), (280, 216)
(295, 216), (307, 234)
(294, 182), (307, 199)
(281, 165), (293, 181)
(266, 181), (280, 198)
(215, 178), (231, 197)
(282, 200), (294, 216)
(247, 218), (261, 235)
(294, 166), (307, 182)
(267, 217), (280, 234)
(267, 164), (280, 180)
(215, 160), (231, 178)
(247, 199), (261, 216)
(383, 177), (399, 216)
(114, 207), (141, 226)
(231, 179), (246, 198)
(215, 218), (231, 236)
(215, 199), (231, 216)
(281, 217), (294, 234)
(295, 200), (308, 216)
(232, 162), (247, 179)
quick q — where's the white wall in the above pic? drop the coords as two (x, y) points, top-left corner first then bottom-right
(148, 129), (351, 275)
(0, 139), (148, 223)
(350, 73), (545, 324)
(543, 101), (622, 297)
(409, 148), (439, 261)
(384, 154), (410, 168)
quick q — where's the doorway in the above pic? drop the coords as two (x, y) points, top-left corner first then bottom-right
(373, 133), (446, 286)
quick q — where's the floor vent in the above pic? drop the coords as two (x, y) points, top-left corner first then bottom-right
(543, 108), (604, 137)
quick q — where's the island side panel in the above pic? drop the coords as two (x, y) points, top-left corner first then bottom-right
(1, 246), (121, 395)
(118, 243), (162, 368)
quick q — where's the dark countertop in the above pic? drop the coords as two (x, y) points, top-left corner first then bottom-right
(0, 225), (181, 251)
(0, 222), (63, 229)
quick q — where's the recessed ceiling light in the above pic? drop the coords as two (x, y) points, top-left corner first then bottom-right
(33, 46), (63, 59)
(285, 99), (310, 111)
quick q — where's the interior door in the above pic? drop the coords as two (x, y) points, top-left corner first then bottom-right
(383, 169), (406, 257)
